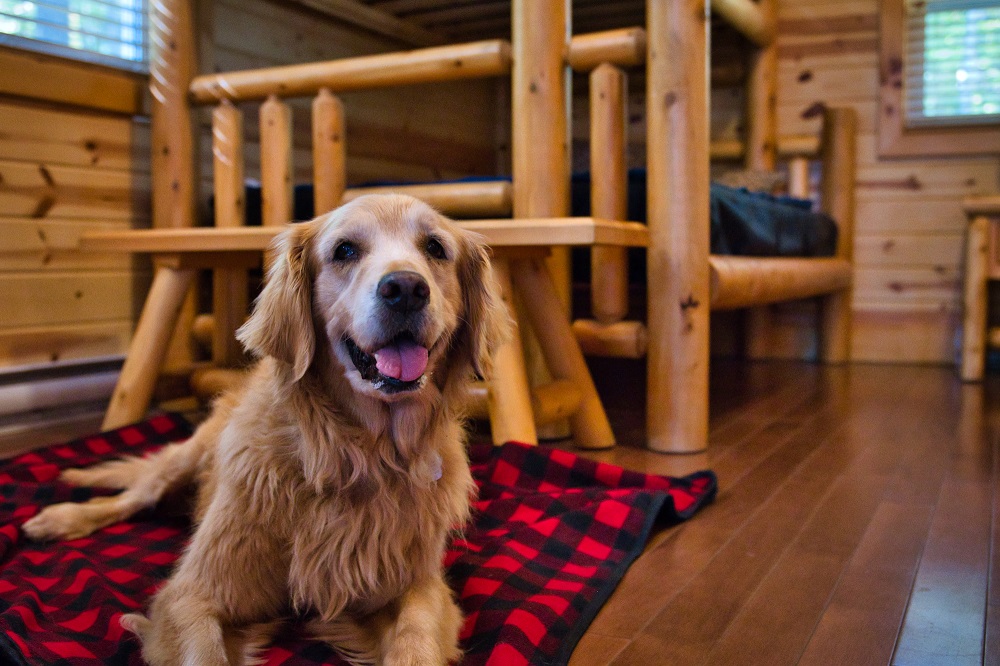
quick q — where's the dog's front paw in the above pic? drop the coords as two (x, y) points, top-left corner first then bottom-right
(22, 503), (96, 541)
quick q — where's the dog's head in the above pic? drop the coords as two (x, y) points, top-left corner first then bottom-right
(237, 194), (510, 402)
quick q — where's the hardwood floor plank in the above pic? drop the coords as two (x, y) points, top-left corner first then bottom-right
(797, 501), (934, 666)
(984, 391), (1000, 663)
(892, 386), (992, 666)
(567, 631), (629, 666)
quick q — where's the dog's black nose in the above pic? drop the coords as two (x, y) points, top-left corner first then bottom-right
(378, 271), (430, 313)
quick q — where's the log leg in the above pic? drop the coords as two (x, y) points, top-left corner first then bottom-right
(487, 259), (538, 445)
(103, 266), (197, 430)
(961, 215), (991, 382)
(512, 258), (615, 450)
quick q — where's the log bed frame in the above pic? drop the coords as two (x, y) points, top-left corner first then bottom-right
(83, 0), (856, 454)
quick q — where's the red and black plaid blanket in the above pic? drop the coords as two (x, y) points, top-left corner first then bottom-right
(0, 414), (715, 666)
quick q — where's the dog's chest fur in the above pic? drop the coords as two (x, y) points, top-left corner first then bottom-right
(218, 410), (464, 621)
(287, 451), (455, 617)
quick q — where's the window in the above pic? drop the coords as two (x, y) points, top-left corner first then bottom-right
(879, 0), (1000, 156)
(0, 0), (146, 72)
(904, 0), (1000, 126)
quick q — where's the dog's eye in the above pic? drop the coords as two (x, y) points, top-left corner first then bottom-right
(425, 237), (447, 261)
(333, 242), (358, 262)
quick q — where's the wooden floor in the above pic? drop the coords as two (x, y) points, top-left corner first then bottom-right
(7, 360), (998, 665)
(563, 359), (1000, 666)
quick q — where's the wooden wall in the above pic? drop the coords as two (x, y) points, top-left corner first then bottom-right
(772, 0), (999, 364)
(0, 93), (149, 370)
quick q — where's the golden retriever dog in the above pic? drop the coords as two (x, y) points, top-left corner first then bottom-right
(22, 194), (511, 666)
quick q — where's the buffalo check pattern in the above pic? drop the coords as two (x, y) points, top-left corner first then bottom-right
(0, 415), (716, 666)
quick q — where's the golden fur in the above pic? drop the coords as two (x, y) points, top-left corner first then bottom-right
(22, 194), (511, 666)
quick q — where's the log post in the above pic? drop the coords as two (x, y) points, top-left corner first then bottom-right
(961, 215), (990, 382)
(511, 0), (572, 440)
(312, 88), (346, 216)
(148, 0), (198, 375)
(260, 95), (295, 227)
(102, 267), (196, 430)
(590, 63), (629, 324)
(645, 0), (711, 453)
(818, 107), (857, 363)
(211, 100), (248, 367)
(487, 259), (539, 445)
(788, 157), (811, 199)
(513, 259), (616, 449)
(150, 0), (196, 231)
(744, 0), (780, 360)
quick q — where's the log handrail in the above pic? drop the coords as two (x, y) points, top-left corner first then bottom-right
(189, 28), (656, 104)
(189, 39), (512, 103)
(568, 28), (646, 71)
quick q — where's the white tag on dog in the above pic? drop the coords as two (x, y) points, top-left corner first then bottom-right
(429, 452), (443, 483)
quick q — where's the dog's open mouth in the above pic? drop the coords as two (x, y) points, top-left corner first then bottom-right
(344, 333), (429, 394)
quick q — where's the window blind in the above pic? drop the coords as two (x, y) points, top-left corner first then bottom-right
(904, 0), (1000, 127)
(0, 0), (146, 72)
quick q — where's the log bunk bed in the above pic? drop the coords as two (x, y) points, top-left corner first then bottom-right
(81, 0), (857, 454)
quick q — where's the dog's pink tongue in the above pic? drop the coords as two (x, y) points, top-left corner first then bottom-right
(374, 339), (429, 382)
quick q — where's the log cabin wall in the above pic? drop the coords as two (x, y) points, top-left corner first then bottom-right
(764, 0), (998, 364)
(0, 55), (149, 372)
(0, 0), (498, 379)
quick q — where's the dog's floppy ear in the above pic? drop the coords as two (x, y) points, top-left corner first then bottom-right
(237, 222), (316, 381)
(455, 231), (513, 379)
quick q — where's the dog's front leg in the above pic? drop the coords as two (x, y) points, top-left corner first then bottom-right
(379, 575), (463, 666)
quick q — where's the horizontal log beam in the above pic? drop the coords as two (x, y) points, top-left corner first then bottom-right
(190, 366), (246, 399)
(965, 196), (1000, 216)
(710, 134), (821, 160)
(568, 28), (646, 71)
(711, 0), (777, 47)
(342, 181), (512, 218)
(709, 256), (852, 310)
(465, 380), (582, 425)
(80, 217), (649, 253)
(572, 319), (648, 358)
(189, 40), (511, 103)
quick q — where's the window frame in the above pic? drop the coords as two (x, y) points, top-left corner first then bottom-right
(0, 43), (146, 114)
(878, 0), (1000, 157)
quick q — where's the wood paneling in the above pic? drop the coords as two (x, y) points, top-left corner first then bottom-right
(772, 0), (1000, 364)
(0, 93), (148, 371)
(0, 321), (133, 367)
